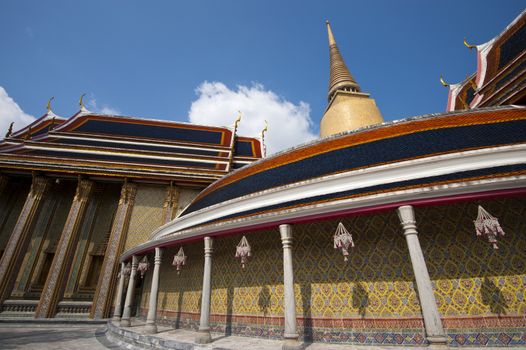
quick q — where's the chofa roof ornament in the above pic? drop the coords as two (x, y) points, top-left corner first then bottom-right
(79, 93), (90, 113)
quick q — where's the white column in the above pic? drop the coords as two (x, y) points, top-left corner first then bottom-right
(120, 255), (138, 327)
(279, 224), (301, 350)
(112, 262), (126, 321)
(145, 248), (163, 334)
(196, 236), (213, 344)
(397, 206), (447, 345)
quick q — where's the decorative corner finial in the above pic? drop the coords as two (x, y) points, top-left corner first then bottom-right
(261, 120), (268, 157)
(261, 120), (268, 138)
(234, 111), (242, 129)
(440, 75), (450, 88)
(463, 37), (476, 50)
(79, 93), (86, 109)
(5, 122), (14, 138)
(46, 97), (54, 112)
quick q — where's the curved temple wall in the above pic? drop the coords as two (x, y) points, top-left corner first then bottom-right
(137, 197), (526, 347)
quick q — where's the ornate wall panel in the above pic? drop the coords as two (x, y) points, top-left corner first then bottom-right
(141, 242), (205, 328)
(124, 185), (165, 251)
(142, 197), (525, 346)
(418, 197), (526, 346)
(175, 188), (201, 218)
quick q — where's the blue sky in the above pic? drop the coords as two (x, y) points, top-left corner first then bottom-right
(0, 1), (524, 152)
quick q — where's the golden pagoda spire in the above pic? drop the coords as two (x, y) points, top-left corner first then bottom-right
(326, 20), (360, 102)
(320, 21), (383, 138)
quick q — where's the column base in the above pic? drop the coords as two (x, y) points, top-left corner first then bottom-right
(144, 322), (157, 334)
(120, 318), (131, 327)
(282, 338), (303, 350)
(427, 335), (449, 348)
(195, 329), (212, 344)
(112, 316), (121, 323)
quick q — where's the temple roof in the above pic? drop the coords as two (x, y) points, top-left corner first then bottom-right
(446, 10), (526, 111)
(0, 111), (262, 185)
(122, 105), (526, 256)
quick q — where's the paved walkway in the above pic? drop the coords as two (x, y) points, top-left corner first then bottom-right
(0, 320), (523, 350)
(111, 319), (519, 350)
(0, 324), (119, 350)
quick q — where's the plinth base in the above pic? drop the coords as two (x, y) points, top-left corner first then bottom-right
(119, 318), (131, 327)
(144, 322), (157, 334)
(427, 335), (449, 349)
(195, 330), (212, 344)
(282, 338), (303, 350)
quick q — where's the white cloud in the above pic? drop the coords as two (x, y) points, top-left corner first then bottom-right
(87, 94), (121, 115)
(188, 82), (316, 154)
(0, 86), (35, 136)
(99, 106), (121, 115)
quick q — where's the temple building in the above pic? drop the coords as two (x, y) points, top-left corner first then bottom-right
(1, 11), (525, 349)
(0, 105), (262, 319)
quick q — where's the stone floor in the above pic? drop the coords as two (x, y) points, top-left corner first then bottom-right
(110, 319), (525, 350)
(0, 320), (524, 350)
(0, 324), (119, 349)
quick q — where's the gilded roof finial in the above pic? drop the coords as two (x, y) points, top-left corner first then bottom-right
(463, 37), (476, 50)
(79, 93), (86, 109)
(261, 120), (268, 157)
(5, 122), (14, 138)
(440, 75), (450, 88)
(326, 20), (360, 102)
(46, 97), (54, 112)
(261, 120), (268, 139)
(234, 111), (242, 130)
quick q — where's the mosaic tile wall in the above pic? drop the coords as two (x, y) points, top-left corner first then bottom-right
(140, 197), (525, 346)
(175, 188), (202, 218)
(418, 197), (526, 347)
(124, 185), (166, 251)
(140, 242), (204, 322)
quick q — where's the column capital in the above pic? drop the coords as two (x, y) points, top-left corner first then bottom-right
(204, 236), (213, 255)
(397, 205), (418, 236)
(163, 184), (179, 208)
(119, 181), (138, 205)
(279, 224), (293, 247)
(131, 255), (139, 269)
(154, 247), (163, 265)
(73, 178), (94, 202)
(30, 176), (51, 200)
